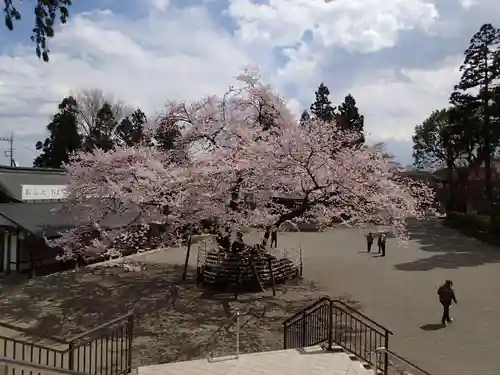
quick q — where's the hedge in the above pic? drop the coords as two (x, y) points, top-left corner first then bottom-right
(445, 212), (500, 245)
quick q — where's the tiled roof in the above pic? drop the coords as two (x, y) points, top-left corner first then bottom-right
(0, 202), (73, 237)
(0, 202), (161, 237)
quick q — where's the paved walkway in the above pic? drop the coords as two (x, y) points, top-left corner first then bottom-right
(260, 219), (500, 375)
(119, 218), (500, 374)
(138, 346), (373, 375)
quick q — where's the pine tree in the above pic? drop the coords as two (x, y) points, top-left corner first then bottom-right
(299, 110), (311, 128)
(84, 103), (117, 151)
(337, 94), (365, 144)
(310, 83), (335, 123)
(115, 108), (148, 147)
(34, 96), (82, 168)
(450, 23), (500, 206)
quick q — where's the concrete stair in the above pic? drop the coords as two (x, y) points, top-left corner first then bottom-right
(138, 345), (375, 375)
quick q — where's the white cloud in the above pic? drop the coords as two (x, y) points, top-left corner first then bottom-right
(0, 0), (498, 167)
(150, 0), (170, 12)
(0, 5), (252, 165)
(227, 0), (439, 52)
(458, 0), (477, 9)
(340, 56), (463, 140)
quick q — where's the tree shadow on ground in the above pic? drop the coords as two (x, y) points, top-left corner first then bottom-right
(420, 323), (446, 331)
(394, 219), (500, 271)
(0, 260), (359, 366)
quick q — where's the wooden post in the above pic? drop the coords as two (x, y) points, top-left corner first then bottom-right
(6, 232), (10, 275)
(299, 247), (303, 277)
(29, 241), (35, 278)
(182, 233), (192, 280)
(267, 257), (276, 296)
(250, 257), (264, 292)
(15, 230), (20, 273)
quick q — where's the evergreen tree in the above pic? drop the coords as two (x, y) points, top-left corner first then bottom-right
(155, 119), (182, 152)
(299, 110), (311, 128)
(450, 23), (500, 206)
(152, 118), (187, 163)
(115, 108), (148, 147)
(337, 93), (365, 143)
(84, 103), (117, 151)
(310, 83), (335, 123)
(34, 96), (81, 168)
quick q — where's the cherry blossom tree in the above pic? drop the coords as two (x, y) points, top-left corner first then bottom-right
(50, 68), (435, 260)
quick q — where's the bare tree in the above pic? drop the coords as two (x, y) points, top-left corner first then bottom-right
(73, 88), (132, 138)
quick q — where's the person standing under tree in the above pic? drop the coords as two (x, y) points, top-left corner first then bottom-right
(262, 225), (271, 246)
(366, 232), (374, 252)
(438, 280), (458, 325)
(380, 233), (386, 256)
(377, 233), (386, 256)
(270, 225), (278, 248)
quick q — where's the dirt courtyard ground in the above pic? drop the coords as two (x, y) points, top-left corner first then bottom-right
(1, 218), (499, 375)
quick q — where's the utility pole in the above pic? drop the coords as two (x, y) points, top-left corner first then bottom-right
(0, 133), (15, 166)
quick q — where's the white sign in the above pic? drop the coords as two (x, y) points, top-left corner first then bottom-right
(21, 185), (68, 200)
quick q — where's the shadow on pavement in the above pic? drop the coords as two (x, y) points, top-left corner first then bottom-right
(0, 260), (358, 366)
(394, 219), (500, 271)
(420, 323), (446, 331)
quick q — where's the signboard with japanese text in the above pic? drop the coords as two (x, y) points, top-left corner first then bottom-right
(21, 185), (68, 200)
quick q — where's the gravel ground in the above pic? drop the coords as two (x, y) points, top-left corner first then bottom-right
(0, 242), (358, 367)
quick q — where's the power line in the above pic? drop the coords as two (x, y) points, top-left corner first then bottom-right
(0, 133), (15, 166)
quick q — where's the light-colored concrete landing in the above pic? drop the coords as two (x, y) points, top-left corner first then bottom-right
(138, 346), (373, 375)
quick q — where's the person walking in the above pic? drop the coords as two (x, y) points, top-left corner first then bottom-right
(270, 225), (278, 248)
(366, 232), (374, 252)
(438, 280), (458, 325)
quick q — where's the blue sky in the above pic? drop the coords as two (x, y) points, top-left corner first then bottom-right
(0, 0), (499, 167)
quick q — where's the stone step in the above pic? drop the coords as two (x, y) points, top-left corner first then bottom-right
(138, 345), (375, 375)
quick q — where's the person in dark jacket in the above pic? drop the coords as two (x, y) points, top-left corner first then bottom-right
(377, 233), (386, 256)
(438, 280), (458, 325)
(366, 232), (374, 252)
(232, 232), (245, 253)
(270, 225), (278, 248)
(262, 225), (271, 246)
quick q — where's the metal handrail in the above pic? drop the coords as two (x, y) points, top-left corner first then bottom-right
(0, 356), (89, 375)
(283, 297), (330, 325)
(66, 311), (133, 342)
(0, 321), (67, 344)
(332, 300), (393, 335)
(284, 297), (393, 335)
(372, 347), (431, 375)
(207, 310), (242, 361)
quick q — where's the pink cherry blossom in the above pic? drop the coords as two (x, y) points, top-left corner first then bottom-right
(49, 69), (435, 259)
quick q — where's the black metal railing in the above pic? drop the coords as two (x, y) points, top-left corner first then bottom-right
(283, 297), (393, 375)
(283, 298), (333, 349)
(0, 312), (134, 375)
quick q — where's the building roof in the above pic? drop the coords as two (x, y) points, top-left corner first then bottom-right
(0, 166), (68, 202)
(0, 202), (158, 238)
(0, 203), (74, 237)
(0, 214), (16, 227)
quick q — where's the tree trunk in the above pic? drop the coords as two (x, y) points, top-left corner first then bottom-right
(483, 52), (493, 212)
(272, 200), (309, 232)
(446, 159), (457, 213)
